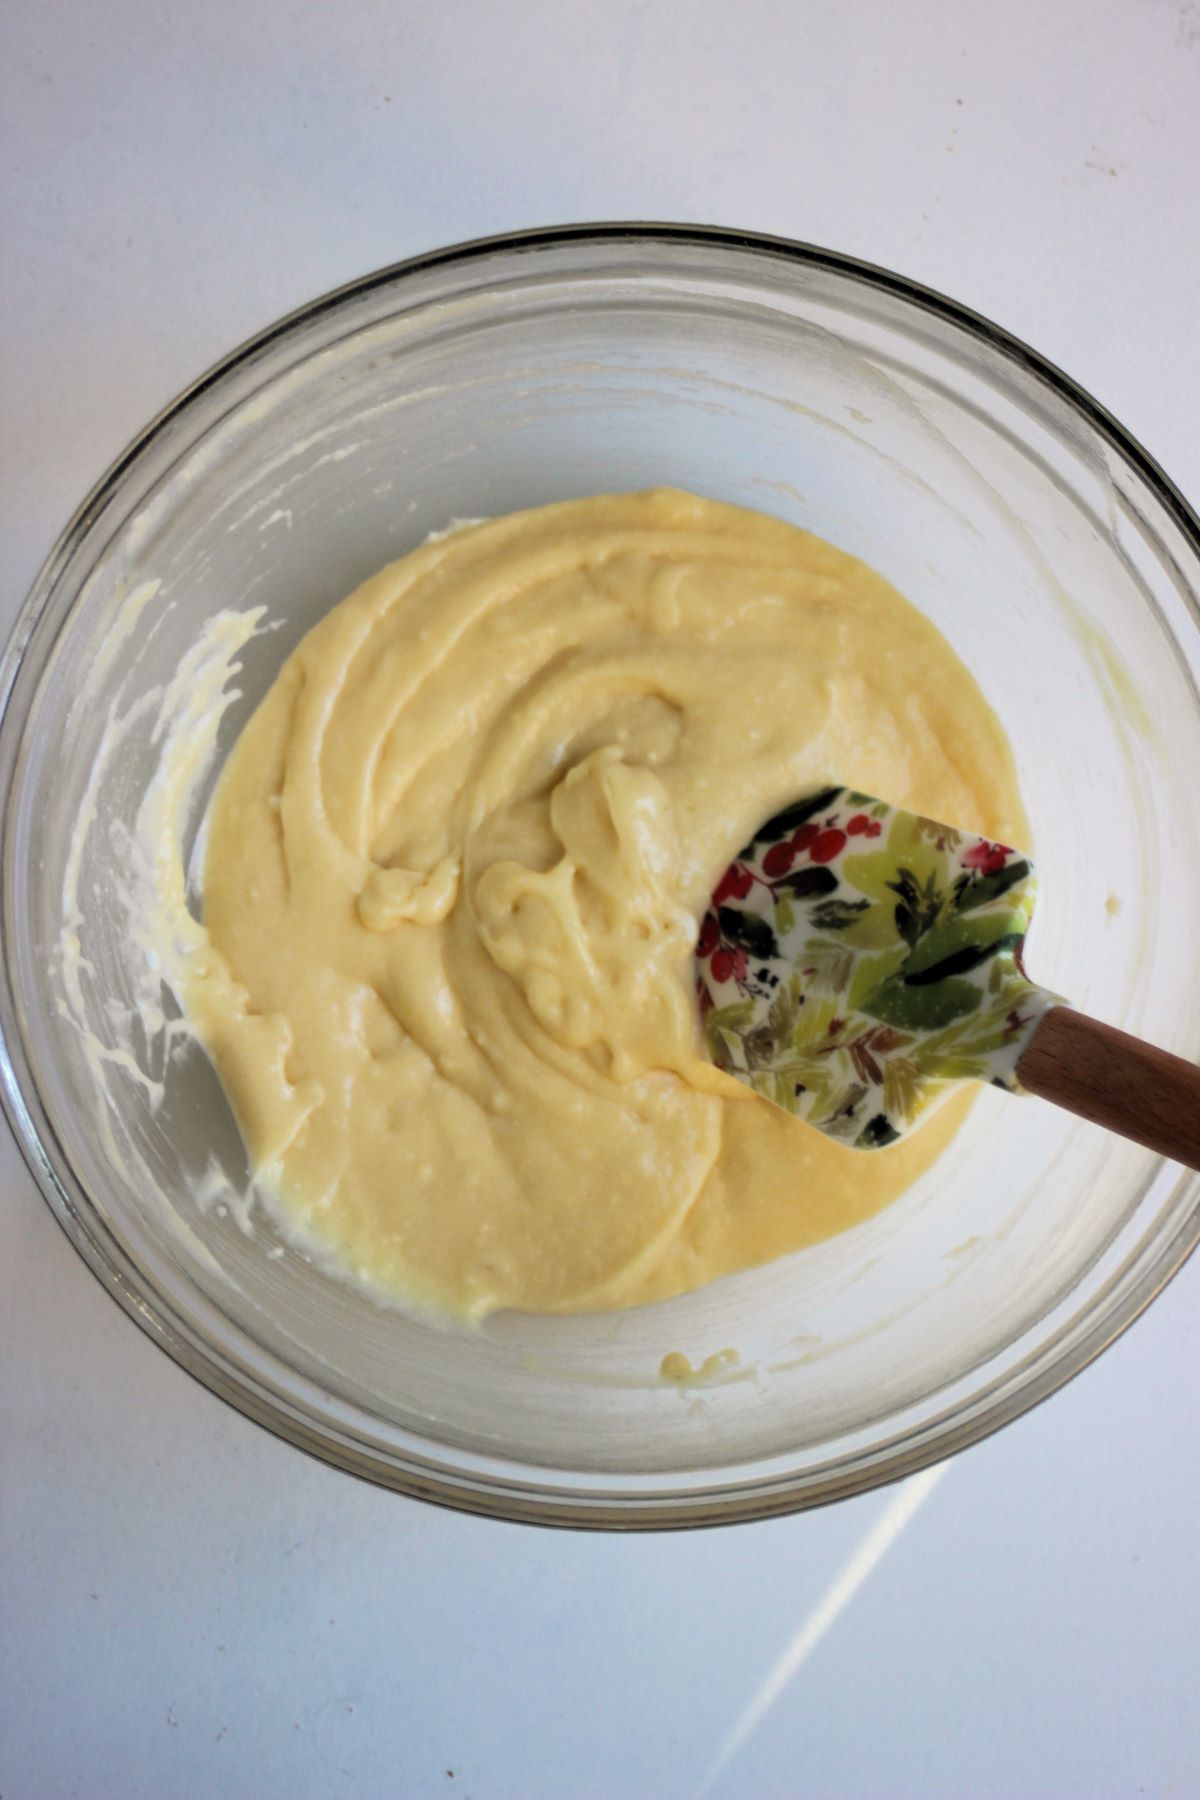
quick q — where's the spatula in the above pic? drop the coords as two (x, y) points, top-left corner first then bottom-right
(695, 785), (1200, 1168)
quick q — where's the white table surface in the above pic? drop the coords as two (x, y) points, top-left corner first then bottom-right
(3, 4), (1198, 1795)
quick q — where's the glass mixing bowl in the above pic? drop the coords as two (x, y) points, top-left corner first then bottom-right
(2, 226), (1199, 1527)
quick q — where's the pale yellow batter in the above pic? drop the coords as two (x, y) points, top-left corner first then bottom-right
(183, 489), (1026, 1320)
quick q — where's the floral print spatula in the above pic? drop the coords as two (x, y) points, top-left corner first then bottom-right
(696, 786), (1200, 1167)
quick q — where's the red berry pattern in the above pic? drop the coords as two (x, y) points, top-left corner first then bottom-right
(713, 861), (754, 904)
(810, 828), (847, 863)
(962, 839), (1009, 877)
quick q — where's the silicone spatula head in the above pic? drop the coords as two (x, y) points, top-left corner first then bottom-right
(695, 785), (1056, 1148)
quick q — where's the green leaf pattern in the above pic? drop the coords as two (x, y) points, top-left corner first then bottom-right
(696, 788), (1055, 1148)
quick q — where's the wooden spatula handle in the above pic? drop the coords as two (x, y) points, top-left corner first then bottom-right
(1018, 1006), (1200, 1170)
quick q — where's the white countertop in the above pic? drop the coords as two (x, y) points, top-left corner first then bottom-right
(2, 4), (1198, 1795)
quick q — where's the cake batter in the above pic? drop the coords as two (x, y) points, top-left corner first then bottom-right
(182, 489), (1026, 1318)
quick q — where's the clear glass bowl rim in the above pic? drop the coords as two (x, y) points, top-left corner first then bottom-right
(2, 221), (1198, 1529)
